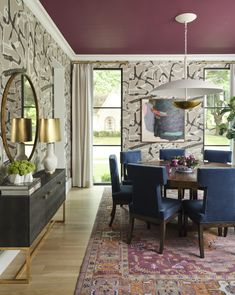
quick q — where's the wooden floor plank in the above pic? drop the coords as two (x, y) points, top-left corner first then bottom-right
(0, 186), (104, 295)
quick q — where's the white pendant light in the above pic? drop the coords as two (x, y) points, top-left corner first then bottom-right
(151, 13), (223, 109)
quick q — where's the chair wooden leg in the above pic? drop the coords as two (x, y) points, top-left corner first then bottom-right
(164, 187), (167, 198)
(178, 211), (183, 236)
(224, 227), (228, 237)
(109, 203), (116, 226)
(218, 227), (223, 236)
(183, 213), (188, 237)
(147, 222), (151, 229)
(159, 221), (166, 254)
(127, 216), (135, 244)
(198, 224), (204, 258)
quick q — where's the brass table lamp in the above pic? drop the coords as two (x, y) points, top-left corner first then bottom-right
(39, 118), (61, 174)
(11, 118), (32, 160)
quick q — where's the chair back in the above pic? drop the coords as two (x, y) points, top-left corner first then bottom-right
(159, 148), (185, 161)
(198, 168), (235, 222)
(120, 150), (141, 180)
(109, 155), (121, 194)
(204, 149), (232, 163)
(127, 164), (167, 217)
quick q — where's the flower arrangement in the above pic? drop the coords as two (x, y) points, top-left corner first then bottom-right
(8, 160), (36, 176)
(170, 155), (199, 169)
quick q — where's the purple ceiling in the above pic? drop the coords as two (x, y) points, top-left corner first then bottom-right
(39, 0), (235, 55)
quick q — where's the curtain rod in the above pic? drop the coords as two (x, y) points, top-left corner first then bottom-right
(72, 60), (129, 65)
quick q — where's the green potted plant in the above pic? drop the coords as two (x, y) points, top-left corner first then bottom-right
(218, 96), (235, 163)
(8, 160), (36, 184)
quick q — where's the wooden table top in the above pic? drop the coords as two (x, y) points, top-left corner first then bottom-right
(141, 160), (231, 189)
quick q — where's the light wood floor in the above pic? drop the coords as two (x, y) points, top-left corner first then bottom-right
(0, 186), (104, 295)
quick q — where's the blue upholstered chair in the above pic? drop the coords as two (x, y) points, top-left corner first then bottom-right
(159, 148), (185, 161)
(109, 154), (132, 226)
(120, 150), (141, 185)
(204, 149), (232, 163)
(183, 167), (235, 258)
(159, 148), (186, 198)
(127, 164), (181, 254)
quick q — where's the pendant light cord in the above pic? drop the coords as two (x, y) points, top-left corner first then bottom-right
(184, 21), (188, 80)
(184, 21), (188, 99)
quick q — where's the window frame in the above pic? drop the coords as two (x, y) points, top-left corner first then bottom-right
(203, 67), (231, 150)
(93, 68), (123, 185)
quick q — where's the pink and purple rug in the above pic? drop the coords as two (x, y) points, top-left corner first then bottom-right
(75, 188), (235, 294)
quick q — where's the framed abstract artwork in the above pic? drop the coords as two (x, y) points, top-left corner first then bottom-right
(141, 98), (185, 142)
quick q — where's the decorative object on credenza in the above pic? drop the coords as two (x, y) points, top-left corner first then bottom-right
(7, 160), (35, 185)
(39, 118), (61, 174)
(0, 177), (41, 196)
(169, 154), (199, 173)
(219, 96), (235, 164)
(10, 118), (32, 160)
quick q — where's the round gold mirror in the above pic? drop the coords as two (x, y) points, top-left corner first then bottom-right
(1, 73), (39, 162)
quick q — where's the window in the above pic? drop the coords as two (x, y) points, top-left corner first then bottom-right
(93, 69), (122, 184)
(204, 68), (230, 150)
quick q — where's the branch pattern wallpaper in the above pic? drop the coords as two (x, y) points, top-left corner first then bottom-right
(0, 0), (72, 177)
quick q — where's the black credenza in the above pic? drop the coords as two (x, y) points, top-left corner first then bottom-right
(0, 169), (66, 247)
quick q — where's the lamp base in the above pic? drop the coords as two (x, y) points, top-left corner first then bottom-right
(43, 143), (57, 174)
(15, 142), (28, 160)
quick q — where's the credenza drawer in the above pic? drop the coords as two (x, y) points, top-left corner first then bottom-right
(0, 169), (66, 247)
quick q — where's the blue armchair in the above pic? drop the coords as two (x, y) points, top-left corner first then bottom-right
(183, 167), (235, 258)
(127, 164), (181, 254)
(204, 149), (232, 163)
(120, 150), (141, 185)
(159, 148), (186, 198)
(109, 154), (132, 226)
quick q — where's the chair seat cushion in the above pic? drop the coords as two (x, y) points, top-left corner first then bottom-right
(183, 200), (204, 222)
(159, 198), (182, 220)
(113, 184), (132, 202)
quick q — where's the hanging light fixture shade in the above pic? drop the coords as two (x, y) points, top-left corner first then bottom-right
(151, 13), (223, 109)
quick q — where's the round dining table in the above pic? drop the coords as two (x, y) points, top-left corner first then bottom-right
(142, 160), (231, 199)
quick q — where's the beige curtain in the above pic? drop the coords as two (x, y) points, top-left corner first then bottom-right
(72, 64), (93, 187)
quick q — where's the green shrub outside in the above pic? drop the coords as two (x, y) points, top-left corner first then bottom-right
(94, 131), (120, 137)
(101, 173), (111, 182)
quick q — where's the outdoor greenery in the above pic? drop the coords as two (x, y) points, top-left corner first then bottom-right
(94, 70), (121, 96)
(101, 173), (111, 182)
(204, 134), (229, 146)
(219, 96), (235, 139)
(94, 131), (120, 137)
(205, 69), (230, 144)
(93, 162), (110, 183)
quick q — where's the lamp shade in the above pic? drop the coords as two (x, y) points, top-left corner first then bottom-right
(10, 118), (32, 143)
(39, 118), (61, 143)
(151, 79), (222, 99)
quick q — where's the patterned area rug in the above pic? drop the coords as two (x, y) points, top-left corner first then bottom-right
(75, 188), (235, 295)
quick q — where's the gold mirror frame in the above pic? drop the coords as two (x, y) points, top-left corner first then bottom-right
(1, 73), (39, 162)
